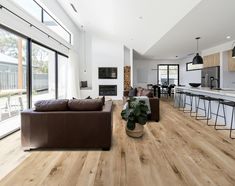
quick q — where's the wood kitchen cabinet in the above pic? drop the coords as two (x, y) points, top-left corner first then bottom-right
(203, 53), (220, 68)
(227, 50), (235, 72)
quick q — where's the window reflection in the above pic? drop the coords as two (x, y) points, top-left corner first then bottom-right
(32, 43), (55, 106)
(0, 28), (27, 138)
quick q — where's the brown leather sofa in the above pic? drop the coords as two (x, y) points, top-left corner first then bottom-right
(149, 98), (160, 122)
(21, 100), (113, 151)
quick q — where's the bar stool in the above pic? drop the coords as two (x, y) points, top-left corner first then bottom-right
(188, 94), (205, 117)
(196, 96), (224, 125)
(215, 101), (235, 139)
(195, 96), (207, 120)
(183, 92), (193, 113)
(175, 91), (186, 110)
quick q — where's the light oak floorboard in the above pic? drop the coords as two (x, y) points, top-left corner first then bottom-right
(0, 100), (235, 186)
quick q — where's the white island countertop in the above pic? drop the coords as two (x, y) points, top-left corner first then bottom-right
(175, 86), (235, 100)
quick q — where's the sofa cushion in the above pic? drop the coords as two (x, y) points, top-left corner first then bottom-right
(100, 96), (105, 105)
(141, 89), (153, 98)
(68, 99), (103, 111)
(34, 99), (69, 111)
(128, 88), (137, 97)
(136, 87), (144, 96)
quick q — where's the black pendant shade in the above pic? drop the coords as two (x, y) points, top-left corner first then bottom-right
(192, 37), (203, 64)
(192, 53), (203, 64)
(232, 46), (235, 58)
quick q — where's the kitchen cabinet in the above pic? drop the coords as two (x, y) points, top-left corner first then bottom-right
(227, 50), (235, 72)
(203, 53), (220, 68)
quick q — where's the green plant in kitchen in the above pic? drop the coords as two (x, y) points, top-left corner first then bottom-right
(121, 98), (149, 130)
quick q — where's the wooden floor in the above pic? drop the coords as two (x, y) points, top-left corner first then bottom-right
(1, 100), (235, 186)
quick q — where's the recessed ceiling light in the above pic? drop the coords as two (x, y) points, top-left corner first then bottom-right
(226, 36), (231, 39)
(138, 16), (143, 20)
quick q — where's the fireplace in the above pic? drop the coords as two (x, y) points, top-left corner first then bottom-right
(99, 85), (117, 96)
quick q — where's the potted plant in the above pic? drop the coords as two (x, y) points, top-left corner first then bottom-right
(121, 98), (149, 138)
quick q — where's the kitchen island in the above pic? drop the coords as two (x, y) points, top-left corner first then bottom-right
(175, 86), (235, 101)
(174, 86), (235, 128)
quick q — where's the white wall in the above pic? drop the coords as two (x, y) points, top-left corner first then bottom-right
(80, 34), (124, 100)
(79, 31), (93, 88)
(179, 57), (201, 85)
(133, 56), (202, 87)
(124, 46), (130, 66)
(133, 58), (179, 88)
(38, 0), (82, 98)
(124, 46), (134, 87)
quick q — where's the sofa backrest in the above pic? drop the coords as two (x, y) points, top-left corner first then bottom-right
(68, 99), (103, 111)
(34, 98), (107, 112)
(34, 99), (69, 111)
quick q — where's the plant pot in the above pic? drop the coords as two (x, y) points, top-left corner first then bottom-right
(126, 123), (144, 138)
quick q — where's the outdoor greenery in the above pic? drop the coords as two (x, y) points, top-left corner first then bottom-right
(0, 28), (49, 73)
(121, 98), (149, 130)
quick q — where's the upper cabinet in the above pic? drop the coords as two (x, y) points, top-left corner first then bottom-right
(227, 50), (235, 72)
(203, 53), (220, 68)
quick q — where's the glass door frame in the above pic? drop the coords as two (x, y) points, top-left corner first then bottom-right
(157, 64), (180, 85)
(0, 24), (68, 110)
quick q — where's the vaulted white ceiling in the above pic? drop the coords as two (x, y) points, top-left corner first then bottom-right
(56, 0), (202, 54)
(145, 0), (235, 60)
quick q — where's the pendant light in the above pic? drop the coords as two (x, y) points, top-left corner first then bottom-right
(232, 42), (235, 58)
(192, 37), (203, 64)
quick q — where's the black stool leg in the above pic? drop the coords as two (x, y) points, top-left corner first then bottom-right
(178, 93), (182, 110)
(190, 96), (198, 117)
(229, 107), (235, 139)
(183, 94), (187, 112)
(203, 99), (207, 117)
(184, 94), (192, 113)
(215, 102), (220, 129)
(196, 97), (200, 119)
(189, 95), (193, 114)
(207, 100), (214, 126)
(223, 103), (227, 126)
(196, 98), (207, 120)
(179, 93), (185, 111)
(215, 102), (227, 130)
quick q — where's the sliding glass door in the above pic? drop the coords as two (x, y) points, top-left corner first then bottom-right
(32, 43), (56, 106)
(158, 64), (179, 85)
(0, 26), (69, 139)
(0, 28), (27, 138)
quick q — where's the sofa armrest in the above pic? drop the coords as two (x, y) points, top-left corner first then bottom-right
(149, 97), (160, 122)
(21, 111), (31, 150)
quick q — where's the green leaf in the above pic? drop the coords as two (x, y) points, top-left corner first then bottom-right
(127, 120), (136, 130)
(134, 106), (141, 116)
(138, 116), (147, 125)
(122, 98), (148, 129)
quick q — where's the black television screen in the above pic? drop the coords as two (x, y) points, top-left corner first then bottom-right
(98, 67), (118, 79)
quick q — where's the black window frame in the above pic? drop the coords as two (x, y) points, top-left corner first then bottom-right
(32, 0), (72, 44)
(157, 64), (180, 85)
(0, 24), (69, 109)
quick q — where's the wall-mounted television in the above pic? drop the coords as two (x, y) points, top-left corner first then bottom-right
(98, 67), (118, 79)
